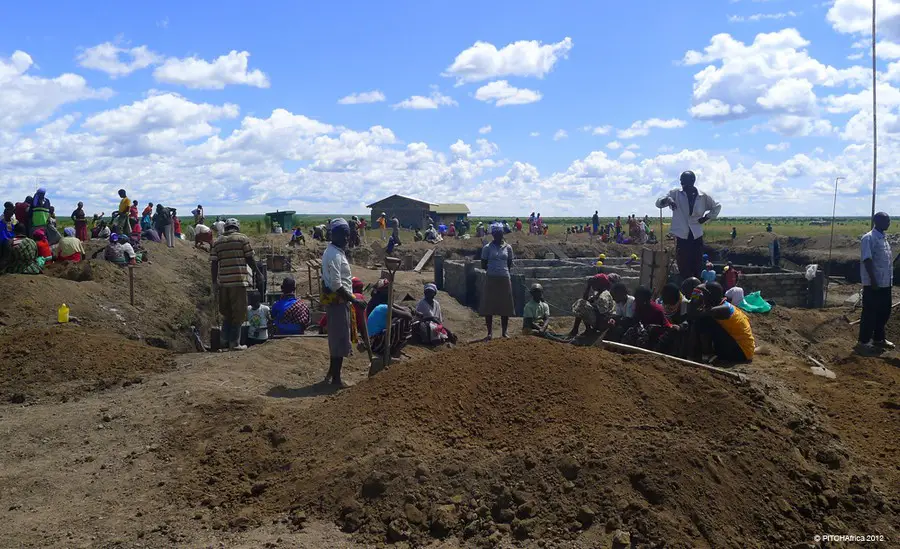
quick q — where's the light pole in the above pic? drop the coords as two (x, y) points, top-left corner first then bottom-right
(825, 176), (846, 305)
(871, 0), (878, 226)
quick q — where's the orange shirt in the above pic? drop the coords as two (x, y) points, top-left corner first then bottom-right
(717, 301), (755, 360)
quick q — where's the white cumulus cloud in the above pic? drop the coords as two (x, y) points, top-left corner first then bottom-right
(153, 50), (270, 89)
(337, 90), (386, 104)
(443, 37), (573, 85)
(479, 124), (492, 134)
(553, 129), (568, 141)
(728, 11), (799, 23)
(765, 142), (790, 151)
(0, 50), (114, 130)
(77, 42), (162, 78)
(392, 89), (457, 110)
(607, 140), (622, 150)
(617, 118), (686, 139)
(529, 131), (540, 137)
(474, 80), (542, 106)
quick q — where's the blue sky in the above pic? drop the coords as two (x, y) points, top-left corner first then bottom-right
(1, 0), (898, 217)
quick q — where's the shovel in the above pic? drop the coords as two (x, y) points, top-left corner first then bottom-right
(368, 256), (401, 377)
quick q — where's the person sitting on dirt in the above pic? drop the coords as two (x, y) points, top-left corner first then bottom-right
(142, 226), (161, 243)
(522, 283), (551, 336)
(103, 233), (127, 265)
(246, 290), (272, 346)
(57, 227), (85, 263)
(368, 301), (414, 357)
(271, 277), (310, 335)
(424, 224), (439, 243)
(312, 224), (327, 241)
(92, 220), (110, 239)
(193, 223), (213, 249)
(414, 283), (457, 345)
(4, 223), (42, 274)
(687, 282), (755, 363)
(289, 227), (306, 246)
(567, 274), (614, 338)
(621, 286), (673, 350)
(447, 223), (456, 238)
(414, 228), (424, 242)
(366, 278), (390, 316)
(700, 262), (717, 284)
(32, 228), (53, 266)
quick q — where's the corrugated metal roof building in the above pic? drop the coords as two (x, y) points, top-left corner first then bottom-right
(367, 195), (470, 229)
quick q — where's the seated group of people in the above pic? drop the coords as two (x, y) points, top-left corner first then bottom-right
(523, 273), (755, 363)
(243, 277), (457, 357)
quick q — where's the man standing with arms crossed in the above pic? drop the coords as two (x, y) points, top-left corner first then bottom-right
(856, 212), (896, 355)
(656, 170), (721, 280)
(211, 218), (258, 351)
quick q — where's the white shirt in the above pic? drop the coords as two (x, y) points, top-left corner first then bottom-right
(656, 188), (721, 240)
(860, 229), (893, 287)
(194, 224), (211, 234)
(121, 242), (136, 260)
(322, 243), (352, 293)
(247, 304), (272, 340)
(214, 221), (226, 234)
(725, 286), (745, 304)
(615, 295), (635, 318)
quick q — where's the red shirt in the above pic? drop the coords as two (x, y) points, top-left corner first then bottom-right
(635, 301), (671, 328)
(37, 239), (53, 259)
(173, 217), (182, 234)
(515, 220), (523, 231)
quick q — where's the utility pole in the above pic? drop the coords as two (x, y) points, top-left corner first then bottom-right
(871, 0), (878, 226)
(825, 176), (845, 304)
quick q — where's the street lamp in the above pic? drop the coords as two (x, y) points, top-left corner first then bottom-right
(825, 176), (846, 305)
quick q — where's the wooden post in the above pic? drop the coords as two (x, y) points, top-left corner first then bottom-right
(128, 265), (135, 306)
(659, 208), (664, 253)
(602, 340), (747, 384)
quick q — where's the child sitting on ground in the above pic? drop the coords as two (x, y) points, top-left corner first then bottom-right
(700, 262), (717, 284)
(523, 283), (551, 336)
(246, 291), (272, 346)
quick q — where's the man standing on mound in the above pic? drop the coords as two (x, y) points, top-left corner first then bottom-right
(211, 218), (258, 351)
(656, 170), (721, 280)
(856, 211), (896, 355)
(321, 218), (366, 387)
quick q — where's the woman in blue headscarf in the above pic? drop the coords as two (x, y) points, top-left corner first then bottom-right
(29, 188), (51, 238)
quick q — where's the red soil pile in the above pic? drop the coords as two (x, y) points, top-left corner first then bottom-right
(162, 338), (896, 547)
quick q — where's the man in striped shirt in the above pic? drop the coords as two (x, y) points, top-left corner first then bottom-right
(211, 218), (258, 351)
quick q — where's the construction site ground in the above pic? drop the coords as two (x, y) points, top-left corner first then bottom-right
(0, 230), (897, 548)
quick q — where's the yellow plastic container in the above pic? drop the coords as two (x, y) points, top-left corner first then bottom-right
(58, 303), (69, 324)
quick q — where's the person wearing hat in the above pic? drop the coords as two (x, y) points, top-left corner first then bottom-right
(523, 283), (551, 336)
(57, 227), (85, 262)
(104, 233), (127, 265)
(480, 223), (516, 339)
(29, 188), (51, 238)
(656, 170), (721, 280)
(321, 218), (365, 386)
(415, 283), (456, 345)
(377, 212), (387, 241)
(210, 218), (258, 351)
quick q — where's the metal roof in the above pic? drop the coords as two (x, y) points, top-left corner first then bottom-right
(430, 203), (470, 214)
(365, 194), (431, 208)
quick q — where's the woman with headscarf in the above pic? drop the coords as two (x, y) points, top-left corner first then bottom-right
(4, 223), (42, 274)
(480, 223), (515, 339)
(415, 283), (457, 345)
(33, 228), (53, 265)
(104, 233), (128, 265)
(57, 227), (85, 262)
(71, 202), (89, 241)
(29, 188), (51, 237)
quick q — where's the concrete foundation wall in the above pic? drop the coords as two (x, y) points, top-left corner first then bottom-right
(740, 272), (813, 308)
(441, 259), (823, 316)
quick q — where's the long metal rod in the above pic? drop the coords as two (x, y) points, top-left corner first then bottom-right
(872, 0), (878, 226)
(825, 177), (845, 304)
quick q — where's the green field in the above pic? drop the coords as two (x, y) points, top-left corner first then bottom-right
(55, 213), (873, 241)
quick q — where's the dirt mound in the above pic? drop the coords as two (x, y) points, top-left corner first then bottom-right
(162, 339), (895, 547)
(0, 239), (216, 352)
(0, 325), (175, 403)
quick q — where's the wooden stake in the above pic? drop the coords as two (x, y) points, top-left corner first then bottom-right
(601, 340), (748, 384)
(128, 265), (135, 306)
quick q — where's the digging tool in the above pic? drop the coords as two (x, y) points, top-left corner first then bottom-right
(848, 300), (900, 325)
(210, 285), (222, 351)
(601, 340), (748, 384)
(369, 256), (401, 377)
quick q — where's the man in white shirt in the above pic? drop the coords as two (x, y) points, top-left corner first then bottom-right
(321, 218), (365, 387)
(857, 212), (896, 355)
(656, 170), (721, 280)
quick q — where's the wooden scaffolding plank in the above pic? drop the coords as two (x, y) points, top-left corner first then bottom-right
(413, 248), (435, 273)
